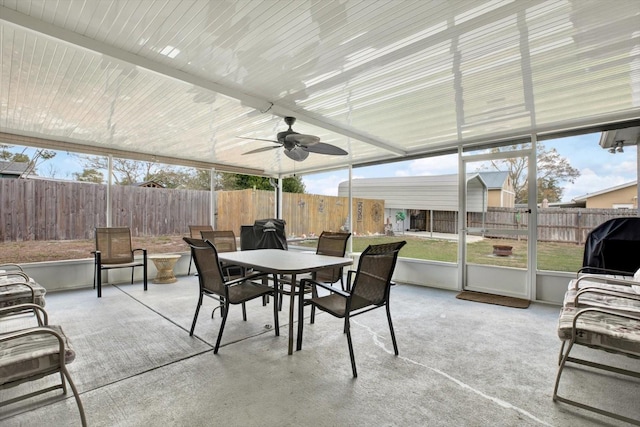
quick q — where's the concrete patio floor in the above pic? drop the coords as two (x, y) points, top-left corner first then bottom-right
(1, 276), (638, 426)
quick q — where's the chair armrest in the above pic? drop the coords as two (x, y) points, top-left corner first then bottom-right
(132, 248), (147, 257)
(574, 287), (640, 305)
(345, 270), (357, 292)
(0, 263), (24, 272)
(0, 280), (38, 303)
(577, 266), (634, 277)
(300, 278), (350, 298)
(0, 271), (31, 283)
(0, 303), (48, 325)
(0, 326), (68, 360)
(574, 274), (637, 289)
(571, 307), (640, 329)
(225, 271), (269, 287)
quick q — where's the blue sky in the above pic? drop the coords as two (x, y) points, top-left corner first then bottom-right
(6, 132), (637, 203)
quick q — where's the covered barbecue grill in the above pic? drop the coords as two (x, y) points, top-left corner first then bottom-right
(582, 217), (640, 274)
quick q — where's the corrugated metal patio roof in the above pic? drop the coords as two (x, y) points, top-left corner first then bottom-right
(1, 0), (639, 177)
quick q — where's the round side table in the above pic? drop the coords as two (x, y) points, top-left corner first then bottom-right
(149, 254), (181, 284)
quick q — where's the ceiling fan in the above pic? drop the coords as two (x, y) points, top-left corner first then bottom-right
(240, 116), (348, 162)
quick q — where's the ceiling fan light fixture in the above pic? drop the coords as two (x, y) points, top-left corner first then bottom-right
(240, 116), (348, 161)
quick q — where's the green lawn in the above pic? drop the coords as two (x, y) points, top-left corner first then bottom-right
(296, 235), (583, 272)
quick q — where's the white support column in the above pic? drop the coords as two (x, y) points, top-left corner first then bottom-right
(348, 165), (353, 255)
(106, 154), (113, 227)
(528, 136), (538, 301)
(457, 146), (465, 291)
(210, 168), (216, 228)
(277, 177), (283, 219)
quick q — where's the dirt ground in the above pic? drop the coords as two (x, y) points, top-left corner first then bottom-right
(0, 235), (188, 264)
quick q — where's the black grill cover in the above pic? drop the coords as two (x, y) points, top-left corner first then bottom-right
(582, 217), (640, 274)
(240, 219), (288, 250)
(254, 218), (288, 250)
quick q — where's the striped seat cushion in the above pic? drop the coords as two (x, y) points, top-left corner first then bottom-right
(557, 306), (640, 357)
(564, 288), (640, 313)
(0, 279), (46, 308)
(0, 325), (75, 386)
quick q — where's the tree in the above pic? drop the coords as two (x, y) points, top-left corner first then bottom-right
(1, 145), (56, 176)
(219, 173), (305, 193)
(74, 154), (305, 193)
(490, 142), (580, 203)
(73, 168), (104, 183)
(1, 145), (30, 162)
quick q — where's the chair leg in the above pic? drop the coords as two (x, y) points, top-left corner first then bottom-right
(214, 301), (230, 354)
(142, 256), (148, 291)
(189, 293), (204, 336)
(345, 317), (357, 378)
(188, 253), (193, 275)
(557, 341), (566, 365)
(97, 267), (102, 298)
(242, 302), (247, 321)
(273, 291), (279, 337)
(61, 365), (87, 427)
(130, 267), (134, 285)
(310, 284), (318, 324)
(386, 304), (399, 355)
(59, 370), (67, 394)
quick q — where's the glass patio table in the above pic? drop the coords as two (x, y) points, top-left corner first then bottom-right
(218, 249), (353, 355)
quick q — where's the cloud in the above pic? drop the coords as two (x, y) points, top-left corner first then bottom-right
(303, 172), (348, 196)
(563, 167), (635, 201)
(405, 154), (458, 176)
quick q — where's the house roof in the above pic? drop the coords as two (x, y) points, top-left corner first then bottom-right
(1, 1), (639, 178)
(573, 180), (638, 202)
(477, 171), (510, 190)
(0, 160), (29, 176)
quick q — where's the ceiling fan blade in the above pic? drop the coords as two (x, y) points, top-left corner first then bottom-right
(243, 145), (281, 155)
(302, 142), (348, 156)
(284, 147), (309, 162)
(237, 136), (280, 143)
(285, 133), (320, 146)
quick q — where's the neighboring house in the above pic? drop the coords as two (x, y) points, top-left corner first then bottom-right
(572, 181), (638, 209)
(337, 174), (489, 232)
(134, 181), (165, 188)
(0, 160), (30, 178)
(477, 171), (515, 208)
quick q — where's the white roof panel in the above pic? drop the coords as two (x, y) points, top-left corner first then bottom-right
(1, 0), (639, 177)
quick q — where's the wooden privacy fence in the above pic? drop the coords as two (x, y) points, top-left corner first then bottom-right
(1, 178), (637, 244)
(468, 207), (639, 244)
(0, 179), (210, 241)
(0, 180), (384, 242)
(216, 189), (385, 237)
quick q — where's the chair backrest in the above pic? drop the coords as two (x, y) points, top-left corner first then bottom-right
(200, 230), (237, 253)
(183, 237), (226, 296)
(95, 227), (134, 265)
(189, 225), (213, 239)
(240, 225), (258, 251)
(350, 241), (406, 307)
(315, 231), (351, 283)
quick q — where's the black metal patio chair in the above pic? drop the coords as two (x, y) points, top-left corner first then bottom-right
(183, 237), (279, 353)
(299, 240), (406, 377)
(93, 227), (147, 298)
